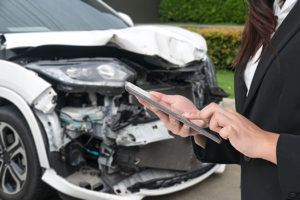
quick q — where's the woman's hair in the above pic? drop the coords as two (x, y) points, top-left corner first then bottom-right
(234, 0), (286, 66)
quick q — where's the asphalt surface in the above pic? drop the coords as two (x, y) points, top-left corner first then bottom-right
(145, 164), (240, 200)
(46, 98), (241, 200)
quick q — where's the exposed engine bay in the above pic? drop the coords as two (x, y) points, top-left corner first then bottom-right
(7, 44), (228, 197)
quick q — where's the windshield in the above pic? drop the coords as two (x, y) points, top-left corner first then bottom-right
(0, 0), (129, 33)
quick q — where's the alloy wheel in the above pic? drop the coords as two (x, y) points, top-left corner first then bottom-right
(0, 122), (27, 195)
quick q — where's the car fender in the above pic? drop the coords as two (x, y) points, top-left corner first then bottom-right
(0, 60), (52, 104)
(0, 59), (53, 168)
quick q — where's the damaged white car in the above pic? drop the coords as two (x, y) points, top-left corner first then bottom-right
(0, 0), (228, 200)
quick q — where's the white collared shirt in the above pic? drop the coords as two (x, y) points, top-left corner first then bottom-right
(243, 0), (298, 95)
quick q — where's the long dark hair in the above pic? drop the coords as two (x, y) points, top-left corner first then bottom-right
(234, 0), (286, 66)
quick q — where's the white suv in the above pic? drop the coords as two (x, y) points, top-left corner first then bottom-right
(0, 0), (227, 200)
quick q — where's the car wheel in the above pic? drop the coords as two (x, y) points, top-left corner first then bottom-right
(0, 106), (49, 200)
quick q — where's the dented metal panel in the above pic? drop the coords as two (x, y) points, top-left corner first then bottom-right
(116, 121), (173, 146)
(4, 25), (207, 67)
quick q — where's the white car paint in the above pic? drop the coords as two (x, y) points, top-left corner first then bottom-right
(4, 25), (207, 67)
(0, 60), (56, 168)
(0, 60), (52, 104)
(0, 86), (50, 168)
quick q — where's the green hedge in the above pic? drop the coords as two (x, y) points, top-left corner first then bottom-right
(187, 27), (243, 70)
(160, 0), (247, 24)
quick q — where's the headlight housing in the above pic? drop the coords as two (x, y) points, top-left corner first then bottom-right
(25, 58), (136, 95)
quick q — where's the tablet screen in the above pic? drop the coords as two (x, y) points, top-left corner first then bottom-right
(125, 82), (222, 144)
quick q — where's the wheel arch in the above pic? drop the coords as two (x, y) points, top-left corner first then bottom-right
(0, 60), (52, 168)
(0, 89), (50, 168)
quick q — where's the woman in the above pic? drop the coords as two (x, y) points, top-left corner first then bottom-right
(138, 0), (300, 199)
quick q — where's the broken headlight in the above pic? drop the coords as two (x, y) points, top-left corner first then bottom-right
(25, 58), (136, 95)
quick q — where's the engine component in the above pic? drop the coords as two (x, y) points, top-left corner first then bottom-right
(60, 106), (105, 132)
(114, 135), (210, 173)
(110, 104), (144, 131)
(98, 144), (115, 172)
(116, 120), (173, 146)
(135, 136), (210, 171)
(114, 147), (139, 173)
(66, 143), (86, 167)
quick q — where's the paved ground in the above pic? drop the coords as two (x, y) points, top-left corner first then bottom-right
(222, 98), (236, 111)
(145, 164), (240, 200)
(47, 98), (241, 200)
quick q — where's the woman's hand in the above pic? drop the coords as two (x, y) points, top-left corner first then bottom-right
(137, 91), (207, 137)
(183, 103), (280, 164)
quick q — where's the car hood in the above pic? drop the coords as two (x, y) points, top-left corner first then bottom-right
(4, 25), (207, 67)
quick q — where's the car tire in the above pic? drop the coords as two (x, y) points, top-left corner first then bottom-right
(0, 106), (49, 200)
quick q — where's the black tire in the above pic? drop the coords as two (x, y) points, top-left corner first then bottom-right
(0, 106), (49, 200)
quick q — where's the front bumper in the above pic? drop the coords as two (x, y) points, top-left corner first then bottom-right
(42, 164), (225, 200)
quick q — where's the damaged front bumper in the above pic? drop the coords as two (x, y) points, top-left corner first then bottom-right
(42, 164), (225, 200)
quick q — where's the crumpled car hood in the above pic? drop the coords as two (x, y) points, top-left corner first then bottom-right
(4, 25), (207, 67)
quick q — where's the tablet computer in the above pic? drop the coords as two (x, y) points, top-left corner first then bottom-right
(125, 81), (222, 144)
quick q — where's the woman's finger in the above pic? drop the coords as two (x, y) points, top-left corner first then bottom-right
(182, 103), (219, 120)
(137, 98), (160, 114)
(218, 125), (234, 140)
(209, 113), (222, 133)
(137, 98), (152, 108)
(152, 109), (169, 124)
(169, 116), (180, 134)
(209, 110), (233, 135)
(201, 103), (225, 120)
(149, 91), (172, 109)
(178, 124), (191, 137)
(149, 91), (176, 105)
(137, 97), (170, 122)
(183, 103), (232, 121)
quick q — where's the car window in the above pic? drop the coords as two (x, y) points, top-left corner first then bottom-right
(0, 0), (129, 33)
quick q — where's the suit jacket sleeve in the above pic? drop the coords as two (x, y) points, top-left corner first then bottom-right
(192, 132), (240, 164)
(276, 133), (300, 197)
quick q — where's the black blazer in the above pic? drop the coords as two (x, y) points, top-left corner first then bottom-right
(193, 1), (300, 200)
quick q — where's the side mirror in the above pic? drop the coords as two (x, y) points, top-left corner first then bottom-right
(0, 34), (6, 59)
(118, 12), (134, 27)
(0, 34), (6, 50)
